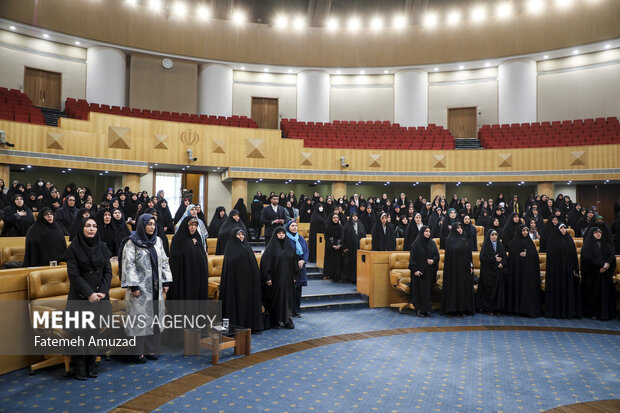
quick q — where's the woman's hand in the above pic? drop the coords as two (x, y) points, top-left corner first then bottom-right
(132, 290), (141, 297)
(415, 271), (422, 277)
(88, 293), (100, 302)
(520, 250), (527, 257)
(163, 286), (169, 294)
(266, 280), (272, 286)
(427, 259), (434, 265)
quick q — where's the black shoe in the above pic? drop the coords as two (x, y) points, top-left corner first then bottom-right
(423, 312), (432, 317)
(331, 279), (337, 283)
(75, 373), (87, 381)
(145, 354), (159, 361)
(292, 313), (302, 318)
(134, 355), (147, 364)
(271, 324), (280, 330)
(284, 321), (295, 329)
(87, 369), (98, 378)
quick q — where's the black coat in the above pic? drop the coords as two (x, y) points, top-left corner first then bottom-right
(371, 222), (396, 251)
(308, 206), (325, 262)
(477, 230), (507, 313)
(261, 233), (297, 324)
(544, 227), (581, 319)
(1, 201), (35, 237)
(220, 229), (263, 331)
(168, 216), (209, 300)
(441, 226), (474, 314)
(409, 227), (439, 313)
(323, 220), (344, 280)
(261, 204), (287, 242)
(23, 209), (67, 267)
(506, 228), (541, 317)
(580, 229), (617, 320)
(341, 218), (366, 282)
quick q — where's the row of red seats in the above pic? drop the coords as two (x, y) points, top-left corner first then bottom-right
(0, 87), (45, 125)
(281, 118), (456, 150)
(65, 98), (259, 128)
(479, 117), (620, 149)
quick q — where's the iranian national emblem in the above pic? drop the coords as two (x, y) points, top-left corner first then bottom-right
(180, 129), (200, 145)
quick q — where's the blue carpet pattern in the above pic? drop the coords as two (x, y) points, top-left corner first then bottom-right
(1, 305), (619, 412)
(156, 331), (619, 413)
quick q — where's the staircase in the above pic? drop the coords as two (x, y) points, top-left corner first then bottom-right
(454, 138), (483, 150)
(38, 107), (67, 127)
(301, 263), (368, 311)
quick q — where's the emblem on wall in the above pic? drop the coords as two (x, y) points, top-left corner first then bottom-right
(180, 129), (200, 146)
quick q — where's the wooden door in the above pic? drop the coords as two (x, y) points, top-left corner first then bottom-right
(448, 107), (477, 139)
(577, 183), (619, 222)
(24, 68), (62, 109)
(251, 97), (279, 129)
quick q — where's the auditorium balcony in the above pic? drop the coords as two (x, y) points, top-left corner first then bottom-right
(281, 119), (456, 150)
(64, 98), (259, 128)
(0, 87), (45, 125)
(478, 117), (620, 149)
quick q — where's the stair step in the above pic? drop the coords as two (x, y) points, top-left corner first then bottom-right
(300, 296), (368, 311)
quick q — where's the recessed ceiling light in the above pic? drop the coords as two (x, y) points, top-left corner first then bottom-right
(423, 13), (438, 28)
(471, 6), (486, 23)
(27, 165), (32, 168)
(572, 49), (579, 55)
(74, 41), (80, 45)
(67, 168), (72, 171)
(240, 66), (245, 70)
(383, 70), (388, 74)
(9, 25), (16, 31)
(459, 65), (465, 70)
(42, 33), (50, 39)
(326, 17), (338, 30)
(604, 44), (611, 49)
(543, 55), (549, 59)
(360, 70), (365, 74)
(336, 70), (342, 74)
(347, 17), (361, 31)
(527, 0), (545, 13)
(392, 15), (407, 29)
(172, 1), (187, 17)
(447, 10), (461, 25)
(274, 14), (287, 28)
(433, 67), (439, 71)
(370, 16), (383, 30)
(232, 10), (245, 25)
(485, 62), (490, 67)
(293, 16), (305, 30)
(288, 69), (293, 73)
(496, 2), (512, 19)
(148, 0), (162, 11)
(264, 68), (269, 72)
(197, 6), (211, 20)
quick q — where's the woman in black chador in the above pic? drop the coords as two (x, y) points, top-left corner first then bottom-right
(506, 225), (541, 317)
(64, 217), (112, 380)
(168, 216), (209, 300)
(544, 223), (581, 319)
(215, 210), (247, 255)
(308, 203), (326, 262)
(371, 212), (396, 251)
(341, 212), (367, 283)
(324, 212), (344, 282)
(441, 223), (475, 316)
(580, 227), (616, 320)
(261, 226), (298, 329)
(477, 229), (507, 315)
(409, 225), (439, 317)
(439, 208), (458, 249)
(404, 212), (424, 252)
(23, 207), (67, 267)
(1, 194), (35, 236)
(220, 227), (263, 331)
(207, 206), (227, 238)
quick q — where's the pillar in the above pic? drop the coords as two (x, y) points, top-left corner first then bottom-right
(231, 179), (248, 210)
(394, 70), (428, 127)
(121, 173), (140, 193)
(207, 172), (232, 221)
(297, 71), (330, 123)
(498, 59), (537, 124)
(0, 164), (9, 188)
(537, 182), (554, 198)
(430, 183), (446, 200)
(198, 64), (233, 117)
(86, 47), (126, 107)
(331, 182), (347, 199)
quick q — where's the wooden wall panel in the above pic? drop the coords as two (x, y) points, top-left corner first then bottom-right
(1, 0), (619, 68)
(1, 114), (619, 183)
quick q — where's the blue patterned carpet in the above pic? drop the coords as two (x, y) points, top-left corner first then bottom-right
(157, 331), (619, 413)
(1, 308), (619, 412)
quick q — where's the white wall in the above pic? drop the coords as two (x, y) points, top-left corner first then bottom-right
(233, 72), (297, 122)
(537, 62), (620, 122)
(0, 30), (86, 108)
(207, 172), (231, 221)
(330, 75), (393, 122)
(428, 79), (498, 128)
(553, 184), (577, 203)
